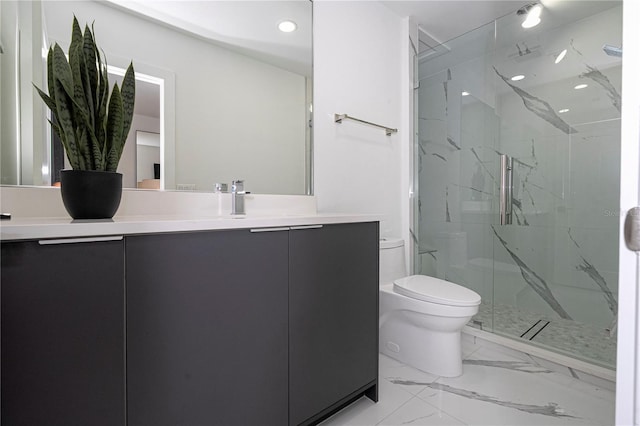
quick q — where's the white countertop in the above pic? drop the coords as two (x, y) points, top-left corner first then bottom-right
(0, 213), (382, 241)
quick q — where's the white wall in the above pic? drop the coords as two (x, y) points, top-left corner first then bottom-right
(313, 0), (408, 239)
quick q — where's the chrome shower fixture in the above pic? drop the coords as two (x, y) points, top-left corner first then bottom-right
(516, 3), (536, 16)
(603, 44), (622, 57)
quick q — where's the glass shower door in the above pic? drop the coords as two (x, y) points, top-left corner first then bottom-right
(415, 20), (500, 333)
(416, 2), (622, 369)
(489, 5), (621, 368)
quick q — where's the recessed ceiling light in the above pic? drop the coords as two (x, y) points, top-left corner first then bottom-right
(555, 49), (567, 64)
(521, 4), (542, 29)
(461, 91), (470, 96)
(278, 20), (297, 33)
(511, 75), (525, 81)
(558, 109), (569, 114)
(522, 16), (541, 29)
(574, 83), (588, 90)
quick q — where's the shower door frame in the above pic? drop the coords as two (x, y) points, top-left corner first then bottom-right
(614, 0), (640, 423)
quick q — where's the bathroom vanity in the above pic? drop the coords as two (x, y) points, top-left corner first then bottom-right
(1, 215), (379, 426)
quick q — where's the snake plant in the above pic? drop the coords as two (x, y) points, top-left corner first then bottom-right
(34, 16), (135, 172)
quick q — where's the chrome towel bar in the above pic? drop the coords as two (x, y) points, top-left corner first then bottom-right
(334, 113), (398, 136)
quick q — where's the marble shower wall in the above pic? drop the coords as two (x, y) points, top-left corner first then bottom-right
(416, 5), (622, 341)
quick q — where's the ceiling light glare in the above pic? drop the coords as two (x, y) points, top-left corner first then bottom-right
(461, 91), (470, 96)
(522, 4), (542, 28)
(558, 109), (569, 114)
(511, 75), (525, 81)
(278, 20), (297, 33)
(574, 84), (588, 90)
(555, 49), (567, 64)
(522, 17), (541, 28)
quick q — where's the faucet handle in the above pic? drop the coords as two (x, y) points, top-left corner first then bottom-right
(231, 180), (244, 192)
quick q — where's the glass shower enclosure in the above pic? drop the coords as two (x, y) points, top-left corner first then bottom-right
(415, 1), (622, 369)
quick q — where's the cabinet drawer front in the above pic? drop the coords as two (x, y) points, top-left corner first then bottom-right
(126, 229), (289, 426)
(289, 222), (379, 425)
(1, 240), (125, 426)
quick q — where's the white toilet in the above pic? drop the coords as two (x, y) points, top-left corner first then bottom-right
(379, 238), (481, 377)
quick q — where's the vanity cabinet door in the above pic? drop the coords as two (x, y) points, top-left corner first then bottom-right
(289, 222), (379, 426)
(126, 229), (289, 426)
(1, 238), (126, 426)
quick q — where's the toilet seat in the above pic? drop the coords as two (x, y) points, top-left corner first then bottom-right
(393, 275), (481, 307)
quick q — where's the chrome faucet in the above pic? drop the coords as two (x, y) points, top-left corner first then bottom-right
(231, 180), (249, 215)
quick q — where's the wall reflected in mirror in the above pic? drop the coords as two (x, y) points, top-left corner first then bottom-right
(136, 131), (161, 190)
(0, 0), (313, 195)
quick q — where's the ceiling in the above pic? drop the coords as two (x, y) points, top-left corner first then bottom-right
(381, 1), (530, 45)
(105, 0), (312, 77)
(381, 0), (621, 48)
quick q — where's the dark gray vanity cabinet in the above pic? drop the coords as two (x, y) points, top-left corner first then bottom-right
(126, 229), (289, 426)
(1, 238), (125, 426)
(1, 220), (378, 425)
(289, 222), (379, 426)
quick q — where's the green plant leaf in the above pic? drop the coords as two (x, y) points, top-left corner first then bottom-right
(52, 44), (74, 101)
(82, 24), (98, 128)
(47, 119), (62, 144)
(77, 127), (94, 170)
(105, 84), (124, 172)
(96, 50), (109, 160)
(69, 44), (89, 122)
(70, 16), (83, 55)
(120, 62), (135, 157)
(33, 84), (57, 113)
(46, 46), (55, 101)
(52, 77), (82, 170)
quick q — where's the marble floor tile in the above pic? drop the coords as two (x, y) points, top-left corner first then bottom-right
(377, 397), (466, 426)
(379, 354), (441, 396)
(417, 347), (615, 426)
(323, 351), (614, 426)
(319, 378), (413, 426)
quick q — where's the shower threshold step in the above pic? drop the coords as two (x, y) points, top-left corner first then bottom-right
(470, 302), (616, 368)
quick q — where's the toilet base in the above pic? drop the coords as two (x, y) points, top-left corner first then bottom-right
(380, 319), (464, 377)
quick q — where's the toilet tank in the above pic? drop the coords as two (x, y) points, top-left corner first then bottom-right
(379, 238), (407, 285)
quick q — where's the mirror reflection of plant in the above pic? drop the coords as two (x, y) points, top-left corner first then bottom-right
(34, 16), (135, 172)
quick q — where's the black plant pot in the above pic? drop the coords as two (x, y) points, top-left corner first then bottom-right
(60, 170), (123, 219)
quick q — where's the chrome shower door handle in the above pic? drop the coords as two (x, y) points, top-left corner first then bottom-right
(499, 154), (513, 225)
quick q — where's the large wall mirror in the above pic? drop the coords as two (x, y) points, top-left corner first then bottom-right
(0, 0), (313, 195)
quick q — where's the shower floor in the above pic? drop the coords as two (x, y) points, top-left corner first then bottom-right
(471, 302), (617, 369)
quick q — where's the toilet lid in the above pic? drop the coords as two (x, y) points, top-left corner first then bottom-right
(393, 275), (481, 307)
